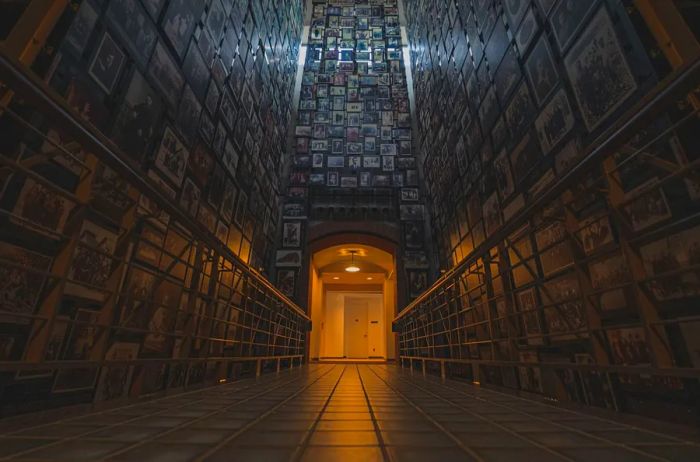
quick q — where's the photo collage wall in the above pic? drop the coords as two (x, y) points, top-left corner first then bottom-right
(401, 0), (700, 421)
(0, 0), (306, 411)
(277, 0), (430, 301)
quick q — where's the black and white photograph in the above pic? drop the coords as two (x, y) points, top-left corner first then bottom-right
(154, 127), (190, 187)
(621, 180), (672, 232)
(94, 342), (140, 402)
(525, 35), (558, 107)
(148, 41), (185, 112)
(578, 215), (614, 255)
(105, 0), (157, 69)
(408, 270), (428, 298)
(65, 221), (118, 302)
(564, 8), (637, 132)
(277, 270), (296, 297)
(88, 32), (125, 94)
(549, 0), (598, 52)
(63, 0), (98, 57)
(534, 89), (575, 155)
(276, 250), (303, 268)
(182, 41), (210, 101)
(0, 243), (52, 324)
(175, 85), (202, 148)
(606, 327), (650, 365)
(282, 222), (302, 248)
(162, 0), (205, 58)
(505, 82), (535, 140)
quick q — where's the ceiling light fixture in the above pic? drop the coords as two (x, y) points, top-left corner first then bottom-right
(366, 277), (373, 281)
(333, 276), (340, 280)
(345, 250), (360, 273)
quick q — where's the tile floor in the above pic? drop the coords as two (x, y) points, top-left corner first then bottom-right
(0, 364), (698, 461)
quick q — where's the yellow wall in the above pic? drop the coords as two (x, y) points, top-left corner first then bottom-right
(309, 265), (324, 360)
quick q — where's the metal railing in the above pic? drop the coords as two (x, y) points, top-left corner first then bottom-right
(393, 54), (700, 417)
(0, 47), (310, 416)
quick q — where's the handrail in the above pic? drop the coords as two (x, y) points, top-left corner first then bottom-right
(0, 45), (310, 323)
(398, 356), (700, 379)
(394, 53), (700, 323)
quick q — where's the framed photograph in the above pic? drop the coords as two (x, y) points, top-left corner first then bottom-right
(400, 205), (425, 221)
(564, 7), (637, 132)
(0, 243), (52, 324)
(401, 188), (419, 201)
(577, 215), (614, 254)
(341, 176), (358, 188)
(494, 148), (515, 200)
(328, 156), (345, 168)
(155, 127), (189, 187)
(504, 82), (535, 141)
(180, 177), (201, 217)
(63, 0), (99, 57)
(88, 32), (125, 94)
(534, 89), (575, 155)
(517, 288), (543, 343)
(277, 270), (296, 297)
(515, 8), (538, 54)
(182, 41), (210, 101)
(549, 0), (598, 52)
(504, 0), (529, 29)
(105, 0), (157, 69)
(282, 222), (302, 248)
(606, 327), (650, 365)
(328, 171), (340, 186)
(404, 251), (429, 269)
(276, 250), (302, 267)
(65, 221), (118, 302)
(525, 35), (558, 107)
(148, 41), (185, 112)
(360, 172), (371, 187)
(94, 342), (140, 402)
(162, 0), (204, 58)
(11, 177), (76, 238)
(408, 271), (428, 298)
(621, 180), (672, 232)
(483, 192), (502, 237)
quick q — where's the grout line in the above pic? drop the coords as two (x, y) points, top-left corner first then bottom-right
(191, 365), (340, 461)
(356, 365), (392, 462)
(388, 368), (575, 461)
(1, 365), (327, 461)
(365, 365), (486, 462)
(400, 368), (676, 461)
(288, 365), (348, 462)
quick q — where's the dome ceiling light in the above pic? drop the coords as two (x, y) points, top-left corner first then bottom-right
(345, 250), (360, 273)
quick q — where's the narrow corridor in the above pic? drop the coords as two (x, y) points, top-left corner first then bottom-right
(0, 365), (698, 461)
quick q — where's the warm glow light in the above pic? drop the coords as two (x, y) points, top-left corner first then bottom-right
(345, 265), (360, 273)
(366, 277), (373, 280)
(333, 276), (340, 280)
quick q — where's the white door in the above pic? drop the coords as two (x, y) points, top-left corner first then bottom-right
(344, 297), (368, 358)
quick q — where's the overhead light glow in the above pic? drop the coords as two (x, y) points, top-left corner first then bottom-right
(345, 250), (360, 273)
(366, 277), (373, 281)
(333, 276), (340, 280)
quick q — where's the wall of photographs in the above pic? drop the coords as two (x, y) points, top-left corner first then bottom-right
(277, 0), (430, 303)
(398, 0), (700, 423)
(0, 0), (308, 415)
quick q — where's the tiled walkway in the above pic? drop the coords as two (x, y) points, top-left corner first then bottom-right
(1, 364), (699, 461)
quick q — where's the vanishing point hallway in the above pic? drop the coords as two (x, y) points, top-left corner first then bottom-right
(1, 365), (698, 462)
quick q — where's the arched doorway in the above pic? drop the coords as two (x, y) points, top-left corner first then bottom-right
(307, 240), (397, 361)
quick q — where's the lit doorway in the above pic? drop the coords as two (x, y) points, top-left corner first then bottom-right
(308, 243), (396, 361)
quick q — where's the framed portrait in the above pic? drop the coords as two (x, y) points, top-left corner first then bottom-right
(282, 222), (302, 248)
(549, 0), (598, 53)
(105, 0), (157, 69)
(0, 243), (52, 324)
(534, 89), (575, 155)
(408, 271), (428, 298)
(62, 0), (99, 57)
(162, 0), (205, 58)
(155, 127), (190, 187)
(525, 35), (558, 107)
(277, 269), (296, 297)
(564, 7), (637, 132)
(88, 32), (125, 94)
(515, 8), (538, 54)
(64, 221), (118, 302)
(148, 41), (185, 112)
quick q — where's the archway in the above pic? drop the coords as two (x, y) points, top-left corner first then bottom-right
(307, 238), (397, 362)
